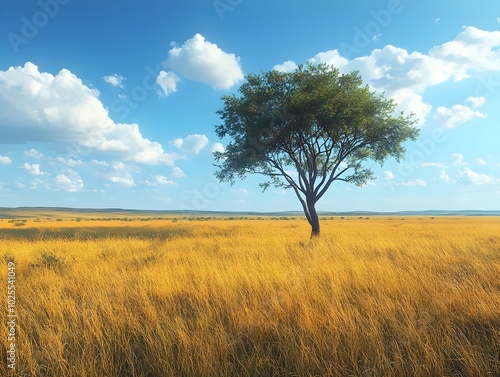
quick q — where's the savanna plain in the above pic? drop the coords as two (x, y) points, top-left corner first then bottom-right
(1, 214), (499, 377)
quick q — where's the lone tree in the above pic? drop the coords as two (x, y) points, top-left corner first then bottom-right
(214, 64), (419, 237)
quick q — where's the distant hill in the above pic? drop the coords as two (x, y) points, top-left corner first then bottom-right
(0, 207), (499, 219)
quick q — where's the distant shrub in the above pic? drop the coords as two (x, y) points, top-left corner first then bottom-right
(2, 252), (15, 263)
(34, 251), (66, 271)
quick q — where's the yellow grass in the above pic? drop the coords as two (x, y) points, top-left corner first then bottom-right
(1, 217), (499, 376)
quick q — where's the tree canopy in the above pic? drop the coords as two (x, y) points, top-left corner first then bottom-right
(214, 63), (419, 237)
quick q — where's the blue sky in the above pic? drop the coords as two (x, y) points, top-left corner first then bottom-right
(0, 0), (499, 212)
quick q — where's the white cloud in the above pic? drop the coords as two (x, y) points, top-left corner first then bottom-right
(25, 148), (43, 160)
(450, 153), (466, 166)
(397, 179), (426, 187)
(473, 158), (487, 166)
(54, 172), (84, 192)
(429, 26), (500, 75)
(420, 162), (448, 169)
(434, 104), (486, 128)
(210, 142), (225, 154)
(457, 167), (498, 185)
(303, 27), (500, 125)
(171, 167), (186, 178)
(164, 34), (244, 90)
(90, 159), (109, 167)
(156, 70), (180, 96)
(154, 175), (176, 185)
(272, 60), (298, 73)
(467, 96), (486, 108)
(0, 155), (12, 164)
(383, 171), (394, 180)
(108, 175), (135, 187)
(308, 49), (349, 68)
(439, 170), (455, 183)
(0, 62), (178, 165)
(104, 161), (135, 187)
(173, 134), (209, 154)
(22, 163), (46, 175)
(103, 74), (125, 88)
(29, 178), (45, 189)
(338, 45), (447, 124)
(51, 157), (84, 167)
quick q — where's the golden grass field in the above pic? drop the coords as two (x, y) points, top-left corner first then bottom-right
(1, 216), (499, 376)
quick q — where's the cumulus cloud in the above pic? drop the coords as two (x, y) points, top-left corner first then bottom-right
(0, 155), (12, 164)
(467, 96), (486, 108)
(439, 170), (455, 183)
(210, 142), (225, 154)
(23, 163), (46, 175)
(51, 157), (84, 167)
(397, 179), (426, 187)
(173, 134), (209, 154)
(108, 175), (134, 187)
(420, 162), (448, 169)
(54, 172), (84, 192)
(103, 74), (125, 88)
(272, 60), (298, 73)
(303, 27), (500, 125)
(429, 26), (500, 76)
(171, 167), (186, 178)
(450, 153), (466, 166)
(383, 171), (394, 180)
(308, 49), (349, 68)
(90, 159), (109, 167)
(473, 158), (487, 165)
(164, 34), (244, 89)
(154, 175), (176, 185)
(104, 161), (135, 187)
(308, 45), (447, 123)
(25, 148), (43, 160)
(156, 70), (180, 96)
(434, 104), (486, 128)
(457, 167), (498, 185)
(0, 62), (178, 165)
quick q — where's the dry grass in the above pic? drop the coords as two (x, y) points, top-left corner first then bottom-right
(1, 217), (499, 376)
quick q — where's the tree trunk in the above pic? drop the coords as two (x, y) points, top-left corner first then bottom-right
(307, 200), (320, 238)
